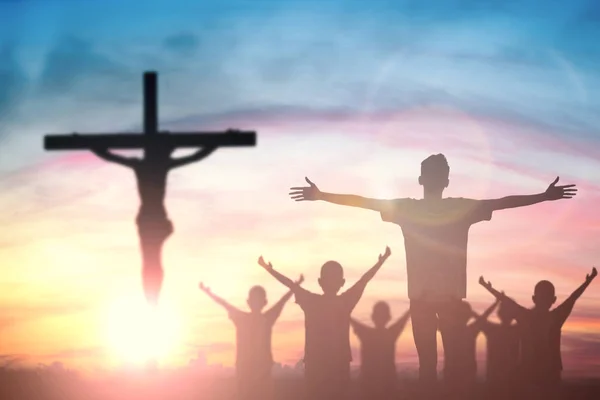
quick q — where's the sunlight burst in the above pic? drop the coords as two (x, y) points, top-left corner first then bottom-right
(104, 293), (182, 367)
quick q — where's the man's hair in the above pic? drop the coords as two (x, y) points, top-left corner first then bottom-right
(421, 154), (450, 179)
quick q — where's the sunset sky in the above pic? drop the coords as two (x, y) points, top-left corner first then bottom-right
(0, 0), (599, 377)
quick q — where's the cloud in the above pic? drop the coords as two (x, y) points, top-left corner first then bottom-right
(37, 35), (132, 97)
(0, 42), (28, 125)
(163, 32), (200, 56)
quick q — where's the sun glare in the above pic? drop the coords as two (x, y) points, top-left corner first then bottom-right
(104, 294), (182, 367)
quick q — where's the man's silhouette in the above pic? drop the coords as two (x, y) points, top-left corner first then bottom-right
(350, 302), (410, 400)
(289, 153), (577, 390)
(480, 267), (597, 400)
(439, 299), (498, 399)
(93, 142), (216, 304)
(480, 300), (521, 399)
(198, 277), (303, 400)
(258, 247), (392, 400)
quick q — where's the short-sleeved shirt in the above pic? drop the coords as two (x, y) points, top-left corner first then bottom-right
(481, 322), (521, 383)
(512, 302), (573, 383)
(295, 286), (364, 367)
(229, 310), (279, 376)
(380, 198), (493, 300)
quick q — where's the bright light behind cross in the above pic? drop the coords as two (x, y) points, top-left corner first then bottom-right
(104, 293), (182, 367)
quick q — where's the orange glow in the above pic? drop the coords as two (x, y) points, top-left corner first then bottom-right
(104, 293), (182, 366)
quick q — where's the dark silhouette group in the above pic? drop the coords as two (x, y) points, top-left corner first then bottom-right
(197, 154), (595, 400)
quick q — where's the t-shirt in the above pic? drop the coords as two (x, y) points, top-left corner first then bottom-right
(295, 286), (364, 367)
(511, 302), (573, 384)
(481, 322), (521, 383)
(439, 323), (480, 379)
(380, 198), (493, 300)
(229, 309), (279, 376)
(352, 323), (402, 383)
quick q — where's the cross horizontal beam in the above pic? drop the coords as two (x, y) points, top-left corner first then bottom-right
(44, 131), (256, 150)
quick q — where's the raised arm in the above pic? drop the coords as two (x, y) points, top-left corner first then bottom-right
(289, 177), (392, 211)
(258, 256), (299, 290)
(479, 276), (526, 314)
(350, 317), (369, 338)
(480, 177), (577, 212)
(91, 147), (138, 168)
(469, 298), (499, 330)
(389, 309), (411, 338)
(344, 246), (392, 306)
(169, 146), (218, 169)
(555, 267), (597, 320)
(266, 275), (305, 323)
(198, 282), (240, 314)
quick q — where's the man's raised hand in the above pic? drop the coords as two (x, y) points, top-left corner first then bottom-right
(587, 267), (598, 281)
(289, 177), (322, 201)
(295, 274), (305, 285)
(544, 177), (577, 200)
(258, 256), (273, 270)
(379, 246), (392, 262)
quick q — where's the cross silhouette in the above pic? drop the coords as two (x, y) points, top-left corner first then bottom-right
(44, 71), (256, 305)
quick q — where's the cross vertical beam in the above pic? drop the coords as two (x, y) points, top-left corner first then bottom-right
(144, 71), (158, 134)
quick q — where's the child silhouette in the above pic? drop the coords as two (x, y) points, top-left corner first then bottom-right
(198, 276), (303, 400)
(480, 300), (521, 399)
(480, 267), (597, 400)
(93, 141), (216, 304)
(438, 299), (498, 399)
(258, 246), (392, 400)
(350, 302), (410, 399)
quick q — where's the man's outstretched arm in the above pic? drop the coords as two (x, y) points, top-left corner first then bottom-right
(170, 146), (218, 169)
(481, 177), (577, 212)
(289, 177), (393, 212)
(91, 147), (138, 168)
(198, 282), (240, 314)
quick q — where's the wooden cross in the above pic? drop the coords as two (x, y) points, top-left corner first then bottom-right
(44, 71), (256, 306)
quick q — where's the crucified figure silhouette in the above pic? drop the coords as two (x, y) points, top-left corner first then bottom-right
(92, 141), (216, 304)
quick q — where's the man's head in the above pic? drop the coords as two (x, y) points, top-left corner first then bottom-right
(532, 280), (556, 311)
(371, 301), (392, 328)
(497, 300), (516, 325)
(318, 261), (345, 295)
(247, 285), (267, 312)
(419, 154), (449, 194)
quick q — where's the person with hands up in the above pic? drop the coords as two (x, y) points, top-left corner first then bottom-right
(289, 154), (578, 392)
(479, 268), (597, 400)
(198, 274), (303, 400)
(258, 246), (392, 400)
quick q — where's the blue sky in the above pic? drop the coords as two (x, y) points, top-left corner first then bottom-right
(0, 0), (599, 374)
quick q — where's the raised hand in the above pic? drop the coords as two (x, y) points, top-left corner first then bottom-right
(379, 246), (392, 261)
(479, 276), (491, 289)
(289, 177), (322, 201)
(199, 282), (211, 293)
(587, 267), (598, 281)
(258, 256), (273, 270)
(544, 177), (577, 200)
(295, 274), (305, 285)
